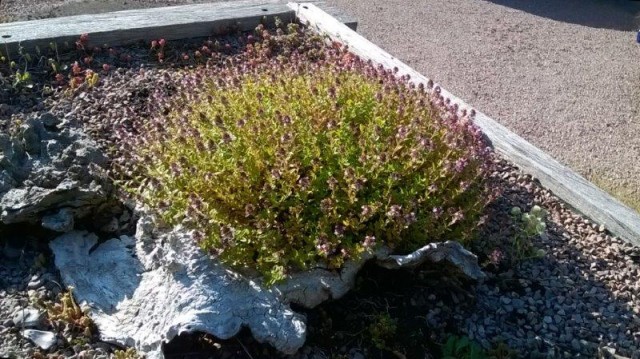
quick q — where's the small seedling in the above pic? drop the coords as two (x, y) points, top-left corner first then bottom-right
(85, 69), (100, 88)
(12, 69), (32, 89)
(368, 312), (398, 350)
(509, 205), (547, 260)
(113, 347), (144, 359)
(442, 335), (487, 359)
(45, 287), (95, 339)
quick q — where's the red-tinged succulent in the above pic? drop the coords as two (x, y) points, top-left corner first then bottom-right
(55, 73), (65, 84)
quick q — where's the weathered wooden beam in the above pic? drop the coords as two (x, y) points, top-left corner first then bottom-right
(0, 0), (294, 55)
(313, 2), (357, 31)
(290, 2), (640, 246)
(0, 1), (355, 57)
(0, 1), (294, 56)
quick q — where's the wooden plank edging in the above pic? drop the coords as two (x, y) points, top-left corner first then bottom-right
(0, 0), (355, 57)
(289, 2), (640, 246)
(0, 0), (293, 55)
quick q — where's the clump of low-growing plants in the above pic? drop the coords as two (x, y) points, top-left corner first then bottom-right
(478, 203), (548, 269)
(368, 312), (398, 350)
(0, 31), (136, 105)
(112, 347), (145, 359)
(44, 288), (95, 342)
(0, 45), (35, 95)
(112, 23), (495, 284)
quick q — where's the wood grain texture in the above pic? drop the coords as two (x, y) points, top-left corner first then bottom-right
(0, 0), (355, 56)
(0, 0), (293, 55)
(289, 2), (640, 246)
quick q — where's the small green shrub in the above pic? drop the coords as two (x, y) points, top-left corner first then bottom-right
(118, 25), (493, 284)
(0, 46), (34, 93)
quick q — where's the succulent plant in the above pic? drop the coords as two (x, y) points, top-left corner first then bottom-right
(45, 287), (95, 340)
(112, 348), (144, 359)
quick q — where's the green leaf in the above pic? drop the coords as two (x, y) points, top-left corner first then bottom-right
(456, 336), (470, 353)
(443, 336), (457, 356)
(469, 343), (486, 359)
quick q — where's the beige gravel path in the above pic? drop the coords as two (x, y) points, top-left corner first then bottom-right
(2, 0), (640, 212)
(324, 0), (640, 213)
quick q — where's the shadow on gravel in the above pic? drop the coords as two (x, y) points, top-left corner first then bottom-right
(474, 225), (640, 356)
(484, 0), (640, 31)
(467, 164), (640, 357)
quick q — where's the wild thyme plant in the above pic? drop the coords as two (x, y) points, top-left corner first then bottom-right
(115, 24), (495, 284)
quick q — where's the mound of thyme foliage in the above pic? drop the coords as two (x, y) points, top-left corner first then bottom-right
(116, 24), (494, 284)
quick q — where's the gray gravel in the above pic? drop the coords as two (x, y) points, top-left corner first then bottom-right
(459, 160), (640, 358)
(0, 239), (110, 358)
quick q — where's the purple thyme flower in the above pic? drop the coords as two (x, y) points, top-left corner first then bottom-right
(363, 235), (376, 248)
(396, 125), (409, 140)
(320, 198), (334, 213)
(353, 178), (366, 192)
(403, 211), (417, 226)
(327, 177), (338, 190)
(489, 248), (504, 266)
(244, 204), (256, 218)
(386, 205), (402, 219)
(298, 176), (311, 190)
(450, 210), (465, 225)
(454, 158), (468, 173)
(360, 205), (373, 218)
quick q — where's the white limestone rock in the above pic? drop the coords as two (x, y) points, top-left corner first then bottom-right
(12, 308), (45, 328)
(50, 213), (485, 359)
(22, 329), (57, 350)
